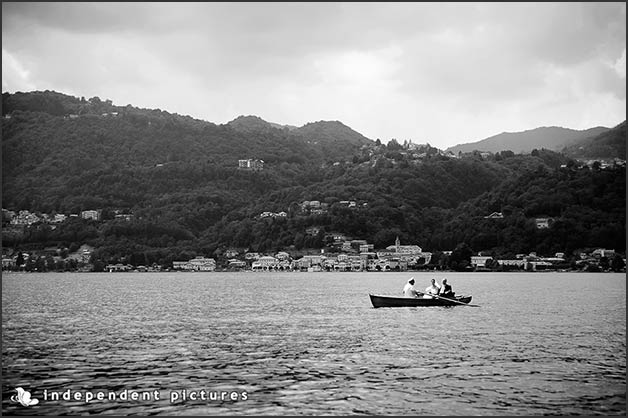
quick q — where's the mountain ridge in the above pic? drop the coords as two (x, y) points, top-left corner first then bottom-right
(226, 115), (371, 146)
(446, 125), (612, 155)
(5, 90), (621, 158)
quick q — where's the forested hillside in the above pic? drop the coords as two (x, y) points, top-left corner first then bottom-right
(2, 91), (625, 268)
(562, 121), (626, 159)
(2, 91), (370, 213)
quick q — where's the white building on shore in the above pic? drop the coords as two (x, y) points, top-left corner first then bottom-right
(173, 256), (216, 271)
(376, 237), (432, 265)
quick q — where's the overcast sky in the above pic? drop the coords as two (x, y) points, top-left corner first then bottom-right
(2, 2), (626, 149)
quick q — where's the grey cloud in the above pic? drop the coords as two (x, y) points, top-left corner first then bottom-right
(480, 3), (625, 65)
(2, 3), (482, 59)
(389, 3), (626, 108)
(2, 2), (193, 34)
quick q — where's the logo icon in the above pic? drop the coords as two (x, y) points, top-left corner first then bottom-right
(10, 387), (39, 407)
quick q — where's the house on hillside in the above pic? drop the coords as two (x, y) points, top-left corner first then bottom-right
(326, 232), (349, 245)
(301, 201), (328, 215)
(52, 214), (68, 223)
(11, 210), (40, 226)
(81, 210), (102, 221)
(591, 248), (615, 258)
(306, 226), (321, 236)
(535, 218), (553, 229)
(238, 159), (264, 171)
(338, 200), (357, 208)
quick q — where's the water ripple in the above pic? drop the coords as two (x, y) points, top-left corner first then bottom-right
(2, 272), (625, 415)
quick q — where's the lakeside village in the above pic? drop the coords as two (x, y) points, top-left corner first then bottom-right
(2, 206), (624, 274)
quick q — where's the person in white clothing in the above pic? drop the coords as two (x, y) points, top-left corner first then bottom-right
(402, 278), (422, 298)
(424, 278), (441, 297)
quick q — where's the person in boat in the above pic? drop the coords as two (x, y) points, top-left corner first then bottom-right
(438, 278), (455, 298)
(403, 277), (423, 298)
(424, 278), (441, 297)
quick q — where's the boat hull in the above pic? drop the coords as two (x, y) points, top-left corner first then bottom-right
(369, 294), (473, 308)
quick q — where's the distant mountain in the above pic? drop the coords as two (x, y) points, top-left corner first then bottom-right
(562, 121), (626, 160)
(226, 116), (373, 158)
(227, 115), (276, 133)
(446, 126), (610, 154)
(226, 115), (297, 133)
(294, 120), (372, 146)
(228, 116), (372, 147)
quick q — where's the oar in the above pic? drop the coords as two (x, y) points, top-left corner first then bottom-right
(431, 294), (480, 307)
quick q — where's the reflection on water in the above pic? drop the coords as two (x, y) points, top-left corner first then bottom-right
(2, 272), (626, 415)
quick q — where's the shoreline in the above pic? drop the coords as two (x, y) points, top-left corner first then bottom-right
(2, 268), (624, 274)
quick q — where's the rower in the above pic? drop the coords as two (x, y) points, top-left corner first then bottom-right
(402, 277), (422, 298)
(439, 278), (455, 298)
(424, 278), (441, 298)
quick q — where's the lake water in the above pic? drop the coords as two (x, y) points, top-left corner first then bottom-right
(2, 271), (625, 415)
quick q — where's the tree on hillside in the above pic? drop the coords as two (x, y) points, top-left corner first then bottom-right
(16, 251), (24, 268)
(449, 242), (473, 271)
(387, 139), (403, 150)
(611, 254), (625, 272)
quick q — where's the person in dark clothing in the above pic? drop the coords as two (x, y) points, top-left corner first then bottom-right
(438, 278), (455, 298)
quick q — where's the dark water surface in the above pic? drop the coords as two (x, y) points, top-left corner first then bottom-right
(2, 272), (625, 415)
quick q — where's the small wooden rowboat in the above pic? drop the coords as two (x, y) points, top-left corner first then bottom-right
(369, 293), (473, 308)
